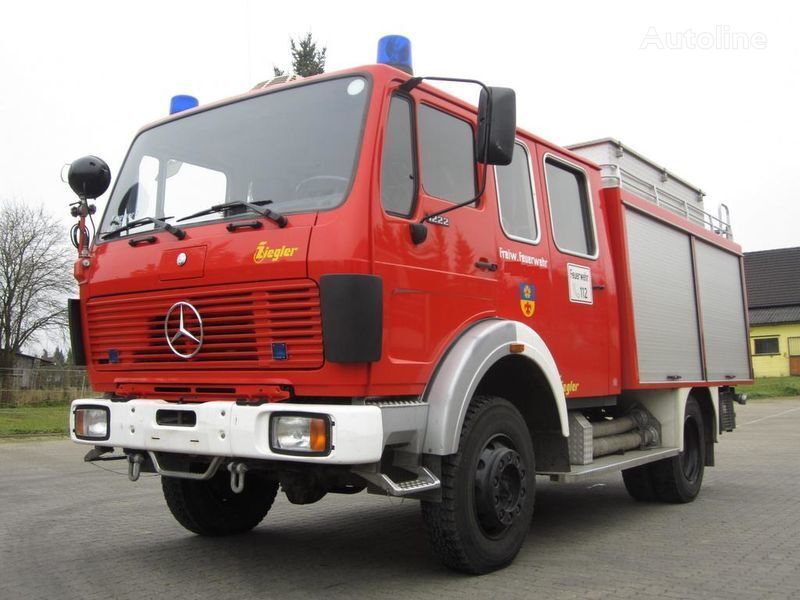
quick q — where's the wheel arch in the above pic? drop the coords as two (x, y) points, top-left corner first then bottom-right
(625, 386), (718, 467)
(421, 319), (569, 469)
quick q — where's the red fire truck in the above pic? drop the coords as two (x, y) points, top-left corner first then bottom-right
(66, 36), (750, 573)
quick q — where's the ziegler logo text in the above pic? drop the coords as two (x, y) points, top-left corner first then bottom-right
(253, 242), (299, 264)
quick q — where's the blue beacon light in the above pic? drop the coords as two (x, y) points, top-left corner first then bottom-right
(377, 35), (413, 75)
(169, 95), (199, 115)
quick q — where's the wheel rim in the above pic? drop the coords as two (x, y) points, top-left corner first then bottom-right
(681, 417), (701, 482)
(474, 434), (528, 537)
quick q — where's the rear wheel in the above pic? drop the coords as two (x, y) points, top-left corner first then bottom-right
(421, 396), (535, 574)
(622, 397), (705, 503)
(622, 464), (657, 501)
(162, 469), (279, 536)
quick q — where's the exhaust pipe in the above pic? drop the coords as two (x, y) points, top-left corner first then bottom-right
(592, 426), (660, 458)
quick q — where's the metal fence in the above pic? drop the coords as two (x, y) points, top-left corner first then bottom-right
(0, 367), (94, 408)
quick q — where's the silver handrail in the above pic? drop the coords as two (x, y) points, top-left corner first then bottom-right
(601, 164), (733, 240)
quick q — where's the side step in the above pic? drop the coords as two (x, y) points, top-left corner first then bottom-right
(357, 466), (441, 496)
(540, 447), (680, 483)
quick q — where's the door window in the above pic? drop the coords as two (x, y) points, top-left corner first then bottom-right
(545, 157), (597, 258)
(381, 95), (417, 216)
(496, 142), (539, 243)
(418, 105), (476, 203)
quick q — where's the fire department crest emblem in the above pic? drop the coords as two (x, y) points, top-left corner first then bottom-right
(520, 283), (536, 318)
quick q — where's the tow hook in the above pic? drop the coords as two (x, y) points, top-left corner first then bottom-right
(228, 462), (248, 494)
(128, 453), (145, 482)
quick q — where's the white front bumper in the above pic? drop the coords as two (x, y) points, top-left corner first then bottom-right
(69, 399), (384, 465)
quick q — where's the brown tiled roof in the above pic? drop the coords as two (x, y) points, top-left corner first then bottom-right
(749, 306), (800, 326)
(744, 247), (800, 309)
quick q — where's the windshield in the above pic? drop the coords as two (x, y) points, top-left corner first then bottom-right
(100, 76), (370, 237)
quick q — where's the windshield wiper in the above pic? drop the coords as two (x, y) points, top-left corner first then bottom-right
(177, 200), (288, 228)
(102, 216), (186, 240)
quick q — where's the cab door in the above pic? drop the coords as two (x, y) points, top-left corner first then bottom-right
(533, 148), (612, 399)
(370, 91), (498, 389)
(492, 138), (554, 348)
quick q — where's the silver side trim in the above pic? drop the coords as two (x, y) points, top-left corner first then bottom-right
(541, 447), (680, 482)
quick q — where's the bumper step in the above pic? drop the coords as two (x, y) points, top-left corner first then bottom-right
(357, 466), (441, 496)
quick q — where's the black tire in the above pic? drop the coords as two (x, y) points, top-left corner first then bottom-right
(650, 397), (705, 503)
(622, 464), (657, 501)
(162, 469), (279, 536)
(621, 397), (705, 504)
(421, 396), (535, 574)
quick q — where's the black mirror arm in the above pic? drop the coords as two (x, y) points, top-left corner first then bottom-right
(398, 75), (491, 101)
(409, 162), (490, 245)
(417, 163), (490, 225)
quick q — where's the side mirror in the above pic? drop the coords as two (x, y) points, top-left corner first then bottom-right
(68, 155), (111, 200)
(477, 87), (516, 166)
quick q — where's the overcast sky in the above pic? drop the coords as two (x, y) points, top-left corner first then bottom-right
(0, 0), (796, 258)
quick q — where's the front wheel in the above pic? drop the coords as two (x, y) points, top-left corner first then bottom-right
(162, 469), (279, 536)
(421, 396), (535, 574)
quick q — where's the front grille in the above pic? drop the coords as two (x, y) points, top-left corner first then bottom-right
(86, 280), (323, 370)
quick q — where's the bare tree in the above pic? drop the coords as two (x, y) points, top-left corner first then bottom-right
(0, 200), (74, 398)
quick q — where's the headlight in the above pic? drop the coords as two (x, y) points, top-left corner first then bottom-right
(73, 406), (110, 440)
(270, 414), (330, 455)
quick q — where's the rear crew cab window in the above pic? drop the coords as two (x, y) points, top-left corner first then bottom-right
(380, 95), (417, 216)
(545, 157), (597, 257)
(496, 142), (538, 243)
(418, 104), (476, 203)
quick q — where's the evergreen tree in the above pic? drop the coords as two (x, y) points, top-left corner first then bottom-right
(271, 33), (326, 79)
(53, 347), (66, 366)
(290, 33), (326, 77)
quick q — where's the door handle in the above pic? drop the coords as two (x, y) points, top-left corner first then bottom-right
(227, 220), (264, 232)
(128, 236), (157, 247)
(475, 260), (498, 272)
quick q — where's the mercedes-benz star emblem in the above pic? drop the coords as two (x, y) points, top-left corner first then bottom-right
(164, 301), (204, 359)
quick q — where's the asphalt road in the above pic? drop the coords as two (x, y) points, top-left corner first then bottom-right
(1, 398), (799, 600)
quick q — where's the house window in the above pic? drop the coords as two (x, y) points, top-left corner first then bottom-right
(753, 337), (779, 355)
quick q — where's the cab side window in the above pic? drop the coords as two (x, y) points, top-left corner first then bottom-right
(381, 96), (417, 216)
(496, 142), (538, 243)
(418, 105), (476, 203)
(545, 157), (596, 257)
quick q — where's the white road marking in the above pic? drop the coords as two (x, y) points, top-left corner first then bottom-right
(739, 406), (800, 426)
